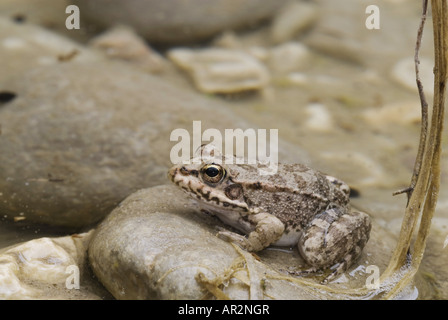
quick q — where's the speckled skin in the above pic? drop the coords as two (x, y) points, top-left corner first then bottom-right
(168, 152), (371, 279)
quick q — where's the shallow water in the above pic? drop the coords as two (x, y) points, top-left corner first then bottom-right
(0, 0), (447, 299)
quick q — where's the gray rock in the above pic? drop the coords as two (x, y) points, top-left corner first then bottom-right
(0, 61), (250, 228)
(0, 18), (307, 228)
(0, 16), (100, 81)
(88, 185), (399, 300)
(74, 0), (288, 44)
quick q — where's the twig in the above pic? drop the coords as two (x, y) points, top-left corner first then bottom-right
(393, 0), (429, 202)
(381, 0), (446, 299)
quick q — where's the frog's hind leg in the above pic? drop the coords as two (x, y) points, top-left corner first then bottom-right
(297, 207), (371, 282)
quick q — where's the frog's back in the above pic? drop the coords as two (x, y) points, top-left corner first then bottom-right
(230, 163), (349, 231)
(230, 163), (333, 195)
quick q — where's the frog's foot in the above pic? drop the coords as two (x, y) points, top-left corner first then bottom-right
(288, 247), (362, 284)
(286, 266), (322, 277)
(321, 245), (361, 283)
(298, 208), (371, 283)
(217, 212), (285, 252)
(287, 262), (349, 284)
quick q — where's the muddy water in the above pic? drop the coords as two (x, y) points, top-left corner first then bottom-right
(0, 0), (447, 299)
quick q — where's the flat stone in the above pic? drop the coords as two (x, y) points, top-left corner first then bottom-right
(168, 47), (270, 93)
(0, 232), (107, 299)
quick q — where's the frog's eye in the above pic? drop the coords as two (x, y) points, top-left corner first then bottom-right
(201, 164), (226, 184)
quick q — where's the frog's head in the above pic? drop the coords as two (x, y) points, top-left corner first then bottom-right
(168, 160), (250, 214)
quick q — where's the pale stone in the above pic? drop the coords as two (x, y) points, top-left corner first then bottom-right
(304, 102), (334, 132)
(0, 232), (103, 300)
(391, 57), (434, 96)
(363, 101), (422, 126)
(168, 48), (270, 93)
(270, 1), (319, 44)
(89, 25), (168, 73)
(268, 42), (310, 74)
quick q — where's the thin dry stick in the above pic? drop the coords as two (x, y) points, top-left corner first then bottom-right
(381, 0), (446, 298)
(384, 0), (430, 277)
(393, 0), (429, 201)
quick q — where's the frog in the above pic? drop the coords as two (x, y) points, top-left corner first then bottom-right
(168, 145), (371, 281)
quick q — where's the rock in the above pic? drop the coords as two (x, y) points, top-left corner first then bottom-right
(88, 185), (391, 300)
(362, 101), (422, 126)
(0, 17), (100, 80)
(0, 17), (307, 228)
(303, 0), (431, 69)
(89, 25), (168, 74)
(0, 0), (89, 43)
(267, 42), (310, 75)
(0, 232), (107, 299)
(74, 0), (289, 45)
(270, 1), (319, 44)
(168, 48), (270, 93)
(390, 57), (434, 96)
(0, 60), (258, 228)
(303, 102), (334, 132)
(319, 151), (386, 187)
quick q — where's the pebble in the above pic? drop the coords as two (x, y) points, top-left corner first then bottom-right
(390, 57), (434, 96)
(270, 1), (319, 44)
(267, 42), (310, 75)
(168, 47), (270, 93)
(304, 102), (334, 132)
(362, 101), (422, 126)
(89, 25), (168, 73)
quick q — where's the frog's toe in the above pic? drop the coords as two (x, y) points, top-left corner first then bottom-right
(320, 245), (363, 283)
(321, 262), (347, 284)
(287, 266), (322, 277)
(216, 229), (251, 249)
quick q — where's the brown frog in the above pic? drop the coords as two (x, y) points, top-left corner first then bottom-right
(168, 146), (371, 281)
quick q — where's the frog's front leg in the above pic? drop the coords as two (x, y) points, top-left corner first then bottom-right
(298, 207), (371, 282)
(217, 212), (285, 252)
